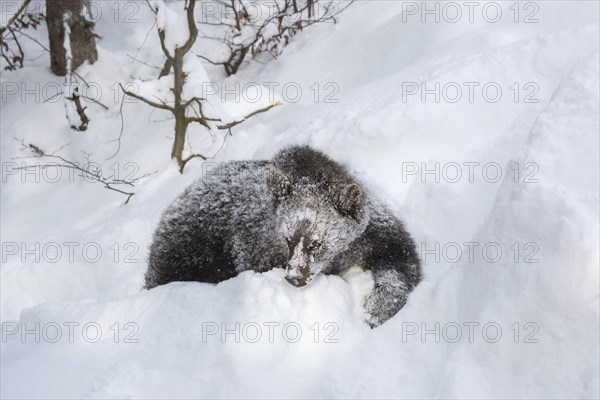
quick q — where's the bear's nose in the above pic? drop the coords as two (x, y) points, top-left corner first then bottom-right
(285, 274), (308, 287)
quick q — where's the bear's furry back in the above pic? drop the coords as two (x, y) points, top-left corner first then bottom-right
(145, 159), (283, 288)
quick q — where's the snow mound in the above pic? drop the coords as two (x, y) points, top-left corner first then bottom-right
(1, 269), (373, 399)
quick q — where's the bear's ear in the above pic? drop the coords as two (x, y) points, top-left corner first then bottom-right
(267, 169), (292, 200)
(334, 183), (362, 219)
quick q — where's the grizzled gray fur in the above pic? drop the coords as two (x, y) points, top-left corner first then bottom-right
(146, 146), (422, 327)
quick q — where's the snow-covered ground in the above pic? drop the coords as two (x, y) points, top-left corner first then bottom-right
(1, 0), (599, 398)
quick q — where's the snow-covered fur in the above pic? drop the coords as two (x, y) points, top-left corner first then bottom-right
(145, 146), (422, 327)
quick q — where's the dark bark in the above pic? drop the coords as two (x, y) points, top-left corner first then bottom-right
(162, 0), (199, 172)
(66, 87), (90, 131)
(46, 0), (97, 75)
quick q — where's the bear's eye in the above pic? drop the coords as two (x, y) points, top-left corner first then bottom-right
(308, 241), (321, 251)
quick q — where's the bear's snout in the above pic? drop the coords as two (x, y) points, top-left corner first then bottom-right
(285, 274), (308, 287)
(285, 258), (311, 287)
(285, 234), (313, 287)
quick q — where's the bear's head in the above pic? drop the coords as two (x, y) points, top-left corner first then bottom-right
(267, 168), (369, 287)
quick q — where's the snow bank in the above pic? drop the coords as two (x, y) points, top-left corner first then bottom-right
(1, 269), (373, 399)
(1, 0), (598, 398)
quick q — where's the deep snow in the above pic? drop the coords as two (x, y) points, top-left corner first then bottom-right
(1, 0), (599, 398)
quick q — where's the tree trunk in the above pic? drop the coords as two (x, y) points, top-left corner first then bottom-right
(171, 49), (187, 172)
(47, 0), (97, 76)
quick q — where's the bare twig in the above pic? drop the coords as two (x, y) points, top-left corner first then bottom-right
(14, 138), (156, 205)
(0, 0), (33, 35)
(14, 28), (49, 52)
(106, 91), (127, 160)
(81, 95), (109, 110)
(119, 83), (174, 111)
(1, 0), (44, 71)
(144, 0), (158, 14)
(216, 101), (281, 129)
(126, 52), (162, 70)
(66, 87), (90, 131)
(132, 19), (157, 63)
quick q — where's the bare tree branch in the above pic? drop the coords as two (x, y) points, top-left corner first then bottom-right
(13, 138), (156, 205)
(106, 91), (127, 160)
(66, 87), (90, 131)
(119, 83), (175, 111)
(216, 101), (281, 129)
(0, 0), (32, 35)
